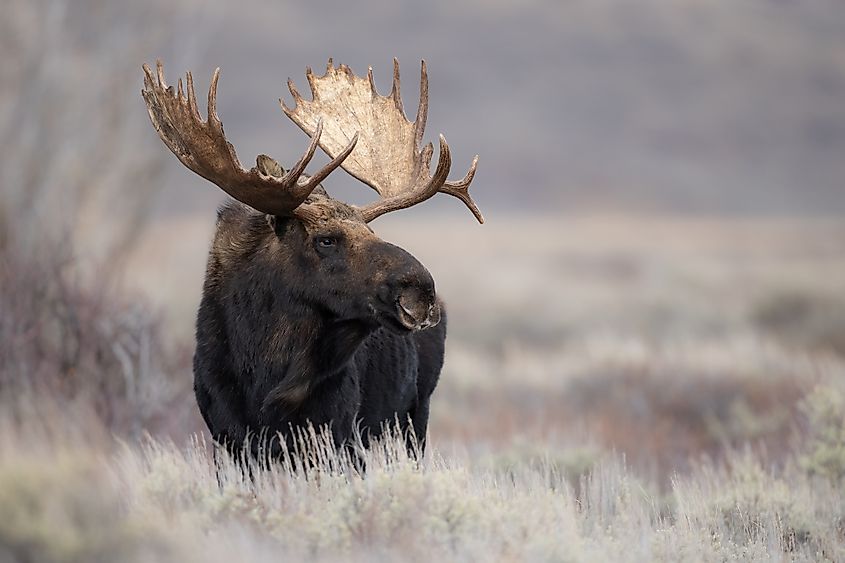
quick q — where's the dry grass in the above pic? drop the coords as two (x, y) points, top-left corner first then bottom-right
(0, 399), (843, 563)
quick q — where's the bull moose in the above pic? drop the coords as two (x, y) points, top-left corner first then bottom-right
(141, 59), (482, 462)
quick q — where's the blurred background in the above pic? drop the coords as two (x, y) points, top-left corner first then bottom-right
(2, 0), (845, 482)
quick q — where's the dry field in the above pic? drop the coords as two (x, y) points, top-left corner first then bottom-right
(5, 214), (841, 561)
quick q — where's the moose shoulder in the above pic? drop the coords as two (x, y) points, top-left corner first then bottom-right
(141, 59), (482, 460)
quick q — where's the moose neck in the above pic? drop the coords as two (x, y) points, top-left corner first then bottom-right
(260, 298), (376, 411)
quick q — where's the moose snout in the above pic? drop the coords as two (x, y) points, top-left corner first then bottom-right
(370, 243), (441, 332)
(374, 272), (440, 332)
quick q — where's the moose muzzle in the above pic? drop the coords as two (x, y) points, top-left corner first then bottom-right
(396, 289), (441, 331)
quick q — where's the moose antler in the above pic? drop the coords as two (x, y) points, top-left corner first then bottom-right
(282, 59), (483, 223)
(141, 61), (358, 217)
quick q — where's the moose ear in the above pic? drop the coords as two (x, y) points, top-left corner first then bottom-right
(256, 154), (285, 177)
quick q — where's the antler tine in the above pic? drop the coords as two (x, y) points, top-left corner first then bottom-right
(186, 71), (201, 121)
(305, 67), (318, 100)
(288, 77), (304, 105)
(142, 60), (356, 217)
(390, 57), (403, 115)
(414, 60), (428, 151)
(156, 60), (167, 88)
(442, 155), (483, 223)
(207, 68), (222, 130)
(283, 118), (324, 186)
(367, 67), (377, 96)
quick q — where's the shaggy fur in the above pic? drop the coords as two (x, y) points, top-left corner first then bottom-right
(193, 201), (446, 461)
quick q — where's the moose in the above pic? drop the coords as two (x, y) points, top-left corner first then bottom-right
(141, 59), (482, 462)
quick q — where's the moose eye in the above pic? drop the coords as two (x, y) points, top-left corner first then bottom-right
(315, 236), (337, 248)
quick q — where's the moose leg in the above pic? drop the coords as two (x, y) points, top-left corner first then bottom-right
(195, 377), (285, 481)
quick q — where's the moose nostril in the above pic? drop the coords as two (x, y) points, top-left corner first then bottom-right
(397, 292), (424, 320)
(399, 300), (417, 319)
